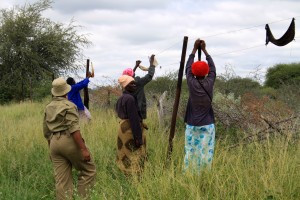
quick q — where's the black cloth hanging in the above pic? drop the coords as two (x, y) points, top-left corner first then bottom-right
(265, 18), (295, 46)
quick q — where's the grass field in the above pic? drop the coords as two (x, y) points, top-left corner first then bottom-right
(0, 100), (299, 199)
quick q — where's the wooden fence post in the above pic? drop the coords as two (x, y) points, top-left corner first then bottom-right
(84, 59), (90, 109)
(166, 36), (188, 161)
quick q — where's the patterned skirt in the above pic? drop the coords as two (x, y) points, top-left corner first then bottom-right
(184, 123), (215, 173)
(116, 120), (147, 174)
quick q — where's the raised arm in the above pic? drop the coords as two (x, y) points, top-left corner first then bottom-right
(133, 60), (142, 72)
(186, 39), (201, 79)
(136, 54), (156, 85)
(200, 40), (216, 79)
(192, 39), (201, 55)
(72, 78), (90, 91)
(200, 40), (209, 57)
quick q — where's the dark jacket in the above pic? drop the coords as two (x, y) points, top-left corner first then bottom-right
(116, 91), (143, 146)
(184, 54), (216, 126)
(133, 65), (155, 119)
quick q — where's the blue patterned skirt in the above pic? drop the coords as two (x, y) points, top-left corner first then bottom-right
(184, 123), (215, 173)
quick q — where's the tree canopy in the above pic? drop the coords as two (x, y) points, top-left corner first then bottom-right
(0, 0), (90, 103)
(265, 63), (300, 89)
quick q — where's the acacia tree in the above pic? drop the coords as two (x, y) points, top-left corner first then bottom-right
(0, 0), (90, 103)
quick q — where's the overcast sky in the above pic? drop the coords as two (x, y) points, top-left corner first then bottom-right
(1, 0), (300, 86)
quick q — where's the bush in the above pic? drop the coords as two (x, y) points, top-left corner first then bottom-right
(265, 63), (300, 89)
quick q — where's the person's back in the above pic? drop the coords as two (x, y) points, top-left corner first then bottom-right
(183, 39), (216, 174)
(43, 77), (96, 199)
(184, 51), (216, 126)
(115, 75), (147, 175)
(44, 97), (78, 135)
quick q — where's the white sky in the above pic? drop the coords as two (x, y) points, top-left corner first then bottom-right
(1, 0), (300, 86)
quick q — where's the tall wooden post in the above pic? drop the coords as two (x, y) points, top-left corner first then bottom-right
(84, 59), (90, 109)
(166, 36), (188, 161)
(198, 45), (202, 61)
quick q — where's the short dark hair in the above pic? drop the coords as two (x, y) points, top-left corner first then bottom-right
(66, 77), (75, 85)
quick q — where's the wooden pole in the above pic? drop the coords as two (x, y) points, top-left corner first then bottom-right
(84, 59), (90, 109)
(198, 45), (202, 61)
(166, 36), (188, 161)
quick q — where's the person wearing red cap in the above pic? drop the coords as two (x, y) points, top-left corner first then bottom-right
(183, 39), (216, 173)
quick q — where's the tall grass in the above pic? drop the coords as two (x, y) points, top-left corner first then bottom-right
(0, 100), (299, 199)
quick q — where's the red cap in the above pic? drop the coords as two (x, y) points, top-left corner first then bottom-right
(191, 61), (209, 77)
